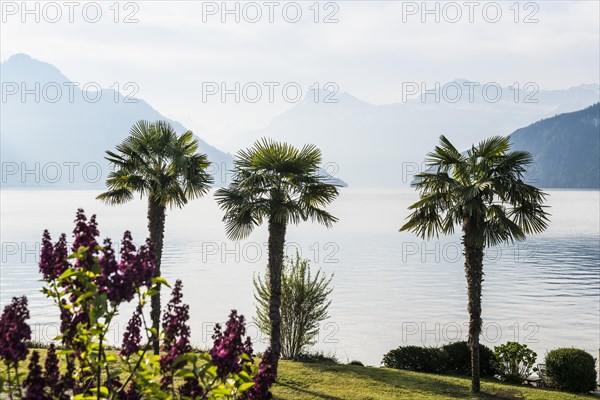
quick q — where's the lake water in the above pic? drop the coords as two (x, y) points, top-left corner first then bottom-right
(1, 189), (598, 366)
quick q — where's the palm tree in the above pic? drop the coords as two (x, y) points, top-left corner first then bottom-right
(97, 120), (213, 353)
(400, 135), (549, 393)
(215, 138), (339, 373)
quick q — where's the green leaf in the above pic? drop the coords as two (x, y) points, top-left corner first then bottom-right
(57, 267), (79, 281)
(174, 352), (196, 366)
(75, 292), (95, 305)
(174, 369), (196, 379)
(238, 382), (255, 391)
(237, 370), (252, 382)
(152, 276), (171, 288)
(211, 386), (234, 396)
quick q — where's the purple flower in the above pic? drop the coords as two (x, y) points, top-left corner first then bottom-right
(246, 348), (277, 400)
(209, 310), (253, 378)
(43, 210), (155, 307)
(0, 296), (31, 364)
(44, 343), (59, 382)
(120, 306), (142, 357)
(119, 383), (142, 400)
(179, 377), (205, 398)
(23, 350), (47, 400)
(39, 232), (69, 282)
(137, 239), (155, 286)
(98, 238), (122, 302)
(98, 233), (155, 303)
(72, 209), (99, 269)
(58, 299), (88, 352)
(39, 230), (55, 280)
(61, 355), (75, 393)
(53, 234), (69, 279)
(116, 232), (153, 301)
(58, 299), (74, 346)
(44, 344), (67, 399)
(160, 280), (192, 389)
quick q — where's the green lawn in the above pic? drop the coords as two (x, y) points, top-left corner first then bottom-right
(6, 349), (596, 399)
(273, 360), (596, 400)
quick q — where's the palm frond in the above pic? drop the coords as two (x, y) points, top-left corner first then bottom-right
(217, 138), (339, 239)
(99, 120), (213, 208)
(402, 135), (549, 246)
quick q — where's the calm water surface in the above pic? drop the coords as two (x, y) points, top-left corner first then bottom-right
(1, 189), (598, 365)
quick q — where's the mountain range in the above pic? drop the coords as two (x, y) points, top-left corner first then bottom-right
(1, 54), (598, 188)
(509, 103), (599, 188)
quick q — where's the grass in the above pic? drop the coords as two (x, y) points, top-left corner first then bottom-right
(5, 349), (596, 399)
(272, 360), (596, 400)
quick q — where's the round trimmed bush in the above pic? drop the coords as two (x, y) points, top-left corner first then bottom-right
(441, 341), (497, 377)
(545, 348), (598, 393)
(382, 346), (444, 373)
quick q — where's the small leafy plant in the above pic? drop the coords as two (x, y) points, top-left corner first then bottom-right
(254, 254), (333, 360)
(493, 341), (537, 384)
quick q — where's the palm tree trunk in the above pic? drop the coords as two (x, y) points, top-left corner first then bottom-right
(268, 219), (286, 375)
(464, 219), (484, 393)
(148, 196), (166, 354)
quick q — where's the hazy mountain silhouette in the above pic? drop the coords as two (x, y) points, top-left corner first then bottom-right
(0, 54), (235, 187)
(240, 83), (599, 187)
(1, 54), (596, 188)
(1, 54), (347, 188)
(509, 103), (600, 188)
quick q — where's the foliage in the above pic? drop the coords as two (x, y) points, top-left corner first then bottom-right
(382, 343), (497, 377)
(215, 138), (339, 241)
(441, 341), (496, 377)
(0, 210), (275, 399)
(382, 346), (444, 373)
(544, 348), (598, 393)
(97, 120), (213, 209)
(348, 360), (364, 366)
(493, 342), (538, 384)
(294, 351), (338, 364)
(254, 254), (334, 359)
(400, 135), (549, 247)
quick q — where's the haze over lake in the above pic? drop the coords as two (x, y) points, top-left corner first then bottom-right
(1, 188), (598, 366)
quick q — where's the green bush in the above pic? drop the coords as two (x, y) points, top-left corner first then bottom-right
(254, 253), (334, 360)
(545, 348), (598, 393)
(493, 342), (537, 384)
(348, 360), (364, 366)
(382, 346), (444, 373)
(295, 351), (338, 364)
(441, 341), (497, 377)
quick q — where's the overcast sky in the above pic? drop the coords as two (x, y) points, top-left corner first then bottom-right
(2, 0), (599, 150)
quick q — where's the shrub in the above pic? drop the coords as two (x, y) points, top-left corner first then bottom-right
(348, 360), (364, 366)
(254, 253), (334, 359)
(545, 348), (598, 393)
(295, 351), (339, 364)
(441, 341), (497, 377)
(382, 346), (444, 373)
(493, 342), (537, 383)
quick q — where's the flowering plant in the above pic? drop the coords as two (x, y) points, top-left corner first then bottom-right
(0, 210), (275, 399)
